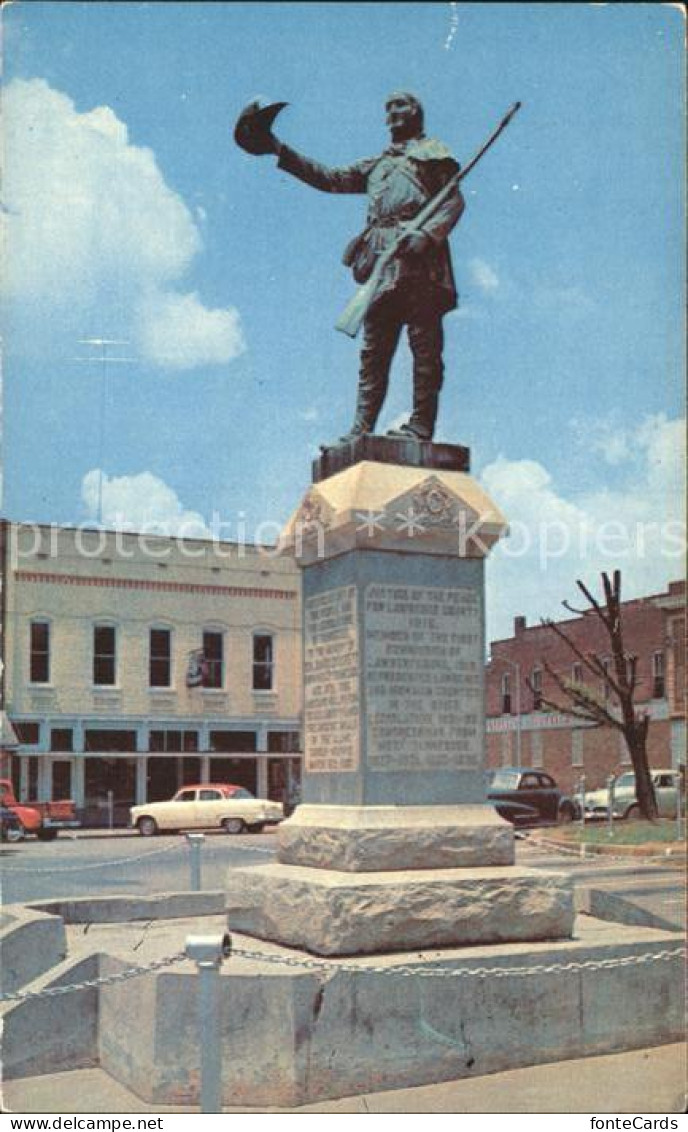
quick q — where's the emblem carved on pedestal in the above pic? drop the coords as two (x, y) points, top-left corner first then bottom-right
(296, 492), (328, 535)
(410, 477), (460, 527)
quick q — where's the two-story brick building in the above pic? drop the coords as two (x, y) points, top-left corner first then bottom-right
(1, 520), (302, 824)
(485, 580), (685, 793)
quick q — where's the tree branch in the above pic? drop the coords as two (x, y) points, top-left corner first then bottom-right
(539, 617), (622, 695)
(538, 660), (625, 732)
(533, 689), (604, 726)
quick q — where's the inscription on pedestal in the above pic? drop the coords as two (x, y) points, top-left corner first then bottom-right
(304, 586), (359, 773)
(365, 584), (482, 772)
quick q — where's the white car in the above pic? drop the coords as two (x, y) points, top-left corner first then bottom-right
(584, 769), (681, 821)
(130, 784), (284, 836)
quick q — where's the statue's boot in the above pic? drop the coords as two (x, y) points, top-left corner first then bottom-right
(405, 386), (440, 442)
(338, 384), (384, 444)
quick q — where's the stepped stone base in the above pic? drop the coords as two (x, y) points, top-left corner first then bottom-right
(277, 804), (515, 872)
(226, 863), (574, 956)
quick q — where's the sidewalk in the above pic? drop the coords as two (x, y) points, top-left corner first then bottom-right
(3, 1045), (685, 1114)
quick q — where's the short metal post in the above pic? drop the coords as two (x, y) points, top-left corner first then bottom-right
(186, 832), (205, 891)
(606, 775), (615, 839)
(577, 775), (586, 857)
(185, 933), (231, 1114)
(578, 775), (586, 825)
(676, 772), (684, 842)
(107, 789), (114, 831)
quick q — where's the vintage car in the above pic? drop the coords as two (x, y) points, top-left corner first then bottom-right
(486, 768), (580, 826)
(130, 784), (284, 836)
(584, 769), (681, 821)
(0, 805), (25, 842)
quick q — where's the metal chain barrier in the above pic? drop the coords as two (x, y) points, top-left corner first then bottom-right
(0, 951), (187, 1002)
(230, 943), (685, 979)
(0, 835), (276, 874)
(523, 835), (684, 865)
(0, 839), (185, 873)
(2, 943), (682, 1003)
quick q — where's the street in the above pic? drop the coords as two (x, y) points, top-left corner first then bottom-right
(0, 829), (278, 904)
(1, 829), (684, 931)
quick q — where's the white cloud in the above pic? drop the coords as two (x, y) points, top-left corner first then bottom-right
(81, 469), (211, 537)
(469, 258), (500, 293)
(480, 415), (686, 642)
(137, 291), (245, 369)
(2, 78), (245, 370)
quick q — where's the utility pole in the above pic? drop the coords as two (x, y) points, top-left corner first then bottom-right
(75, 338), (135, 525)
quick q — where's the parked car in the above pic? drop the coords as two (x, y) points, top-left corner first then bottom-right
(486, 768), (580, 826)
(0, 778), (80, 840)
(130, 784), (284, 836)
(0, 805), (25, 842)
(584, 769), (681, 821)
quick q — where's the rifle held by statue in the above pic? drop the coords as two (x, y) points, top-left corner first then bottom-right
(335, 101), (522, 339)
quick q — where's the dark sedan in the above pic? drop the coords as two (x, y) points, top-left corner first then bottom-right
(487, 768), (579, 826)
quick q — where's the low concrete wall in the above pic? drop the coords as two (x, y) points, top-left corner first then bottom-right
(2, 955), (99, 1080)
(577, 888), (684, 934)
(97, 921), (686, 1107)
(29, 891), (225, 924)
(0, 906), (67, 993)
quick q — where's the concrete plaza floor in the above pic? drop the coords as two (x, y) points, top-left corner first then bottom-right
(3, 1044), (685, 1114)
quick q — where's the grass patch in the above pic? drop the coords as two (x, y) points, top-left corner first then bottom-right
(553, 818), (685, 846)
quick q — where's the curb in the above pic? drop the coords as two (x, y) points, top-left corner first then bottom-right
(528, 833), (686, 859)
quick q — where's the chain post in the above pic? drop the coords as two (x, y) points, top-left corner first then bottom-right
(185, 933), (231, 1113)
(577, 774), (586, 856)
(606, 775), (616, 839)
(185, 832), (205, 891)
(676, 770), (685, 843)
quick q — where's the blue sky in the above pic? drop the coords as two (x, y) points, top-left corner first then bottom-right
(2, 2), (685, 640)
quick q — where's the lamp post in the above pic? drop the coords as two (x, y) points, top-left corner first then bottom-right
(489, 654), (522, 768)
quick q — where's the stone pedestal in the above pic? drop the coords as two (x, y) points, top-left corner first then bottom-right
(226, 438), (575, 955)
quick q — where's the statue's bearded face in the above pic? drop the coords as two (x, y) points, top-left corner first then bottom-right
(385, 92), (423, 141)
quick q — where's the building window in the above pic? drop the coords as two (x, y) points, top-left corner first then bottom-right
(27, 757), (39, 799)
(572, 663), (584, 685)
(601, 657), (610, 700)
(149, 729), (199, 753)
(209, 730), (257, 753)
(652, 651), (665, 699)
(93, 625), (116, 686)
(253, 634), (274, 691)
(14, 721), (40, 746)
(531, 668), (543, 711)
(619, 731), (631, 764)
(50, 728), (73, 752)
(501, 674), (511, 715)
(84, 729), (137, 752)
(203, 631), (224, 689)
(571, 729), (584, 767)
(531, 730), (543, 768)
(267, 731), (301, 753)
(52, 761), (72, 798)
(30, 621), (50, 683)
(500, 731), (511, 767)
(149, 629), (171, 688)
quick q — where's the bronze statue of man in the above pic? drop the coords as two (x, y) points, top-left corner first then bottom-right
(236, 92), (465, 444)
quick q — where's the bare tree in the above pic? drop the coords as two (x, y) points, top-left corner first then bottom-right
(527, 570), (658, 820)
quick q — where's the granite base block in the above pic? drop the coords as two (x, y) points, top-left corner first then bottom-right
(277, 804), (515, 872)
(225, 863), (575, 956)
